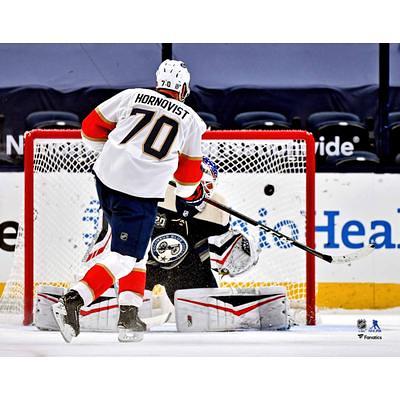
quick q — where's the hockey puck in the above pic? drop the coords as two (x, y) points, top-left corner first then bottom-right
(264, 184), (275, 196)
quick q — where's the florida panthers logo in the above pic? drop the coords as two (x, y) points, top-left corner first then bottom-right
(151, 233), (189, 268)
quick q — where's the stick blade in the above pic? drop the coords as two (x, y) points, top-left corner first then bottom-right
(330, 243), (375, 264)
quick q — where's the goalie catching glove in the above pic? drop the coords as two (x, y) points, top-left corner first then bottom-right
(209, 228), (261, 277)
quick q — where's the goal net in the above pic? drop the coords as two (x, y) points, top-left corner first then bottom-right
(0, 129), (316, 325)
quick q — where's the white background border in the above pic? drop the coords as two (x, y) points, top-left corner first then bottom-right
(1, 0), (398, 397)
(1, 0), (399, 42)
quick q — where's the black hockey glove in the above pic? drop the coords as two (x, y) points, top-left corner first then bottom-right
(175, 183), (206, 218)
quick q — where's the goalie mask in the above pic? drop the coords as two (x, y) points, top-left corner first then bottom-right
(156, 59), (191, 102)
(201, 157), (218, 199)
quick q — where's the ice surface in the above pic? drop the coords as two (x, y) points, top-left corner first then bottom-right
(0, 309), (399, 357)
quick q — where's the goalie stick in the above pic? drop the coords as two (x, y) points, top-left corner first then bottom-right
(204, 197), (375, 264)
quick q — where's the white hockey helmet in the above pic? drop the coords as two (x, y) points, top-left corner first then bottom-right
(156, 59), (191, 102)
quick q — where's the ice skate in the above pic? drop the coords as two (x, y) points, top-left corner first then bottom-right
(52, 289), (84, 343)
(117, 305), (147, 342)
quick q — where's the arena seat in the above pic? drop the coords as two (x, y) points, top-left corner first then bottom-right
(307, 111), (360, 128)
(388, 112), (400, 164)
(26, 111), (81, 130)
(234, 111), (291, 130)
(326, 150), (380, 172)
(388, 111), (400, 126)
(198, 112), (223, 130)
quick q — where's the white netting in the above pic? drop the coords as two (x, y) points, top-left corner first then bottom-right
(0, 139), (99, 314)
(202, 139), (308, 299)
(0, 131), (313, 321)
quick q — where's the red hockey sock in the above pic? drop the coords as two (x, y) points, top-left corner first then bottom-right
(118, 269), (146, 298)
(81, 263), (115, 300)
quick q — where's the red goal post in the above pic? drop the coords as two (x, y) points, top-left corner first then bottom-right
(16, 129), (315, 325)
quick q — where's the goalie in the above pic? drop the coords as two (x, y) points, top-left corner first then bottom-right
(36, 158), (290, 338)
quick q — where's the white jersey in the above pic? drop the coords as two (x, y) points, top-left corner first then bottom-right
(85, 88), (206, 199)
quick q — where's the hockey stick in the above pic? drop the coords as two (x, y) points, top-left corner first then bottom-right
(204, 197), (375, 264)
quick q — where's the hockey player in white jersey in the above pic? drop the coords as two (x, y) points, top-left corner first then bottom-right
(52, 59), (207, 343)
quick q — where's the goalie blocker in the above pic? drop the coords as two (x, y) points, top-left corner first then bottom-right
(35, 286), (289, 332)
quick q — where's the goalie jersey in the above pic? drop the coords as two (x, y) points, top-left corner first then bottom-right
(145, 185), (230, 298)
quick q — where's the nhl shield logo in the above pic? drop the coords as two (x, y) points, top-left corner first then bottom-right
(357, 319), (367, 332)
(120, 232), (129, 241)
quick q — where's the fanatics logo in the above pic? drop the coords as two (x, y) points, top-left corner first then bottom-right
(120, 232), (129, 241)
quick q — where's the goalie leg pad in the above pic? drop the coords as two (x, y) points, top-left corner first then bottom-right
(34, 285), (154, 332)
(79, 287), (120, 332)
(79, 289), (153, 332)
(174, 287), (289, 332)
(34, 285), (66, 331)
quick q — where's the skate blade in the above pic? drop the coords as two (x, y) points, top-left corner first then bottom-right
(118, 328), (144, 343)
(52, 302), (76, 344)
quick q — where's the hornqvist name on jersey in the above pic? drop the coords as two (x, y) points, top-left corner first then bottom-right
(135, 93), (190, 120)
